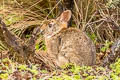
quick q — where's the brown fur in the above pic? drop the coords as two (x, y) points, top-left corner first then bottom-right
(40, 10), (96, 67)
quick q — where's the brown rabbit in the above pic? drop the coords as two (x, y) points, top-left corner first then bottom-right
(40, 10), (96, 67)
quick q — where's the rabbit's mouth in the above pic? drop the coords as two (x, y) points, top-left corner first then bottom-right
(45, 31), (59, 39)
(45, 29), (62, 39)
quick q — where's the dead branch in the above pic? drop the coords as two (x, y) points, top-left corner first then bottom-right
(0, 18), (34, 62)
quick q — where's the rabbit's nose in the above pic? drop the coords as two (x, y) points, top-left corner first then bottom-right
(48, 24), (52, 28)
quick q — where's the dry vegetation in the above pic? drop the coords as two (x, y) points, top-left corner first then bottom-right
(0, 0), (120, 80)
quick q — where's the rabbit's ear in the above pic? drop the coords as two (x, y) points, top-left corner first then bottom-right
(57, 10), (71, 22)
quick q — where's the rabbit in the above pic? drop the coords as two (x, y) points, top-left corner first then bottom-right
(40, 10), (96, 67)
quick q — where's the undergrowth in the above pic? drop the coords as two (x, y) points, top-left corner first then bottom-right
(0, 58), (120, 80)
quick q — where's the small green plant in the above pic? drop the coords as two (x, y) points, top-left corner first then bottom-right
(18, 64), (27, 71)
(85, 75), (95, 80)
(35, 40), (46, 51)
(70, 64), (81, 74)
(27, 65), (39, 75)
(97, 76), (108, 80)
(110, 59), (120, 75)
(87, 33), (97, 43)
(0, 73), (8, 80)
(109, 58), (120, 80)
(35, 43), (40, 50)
(100, 40), (113, 52)
(25, 34), (31, 38)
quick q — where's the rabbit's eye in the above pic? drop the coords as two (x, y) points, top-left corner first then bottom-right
(48, 24), (52, 28)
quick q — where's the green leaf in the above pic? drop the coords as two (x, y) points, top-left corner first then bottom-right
(18, 64), (27, 71)
(85, 76), (95, 80)
(0, 73), (8, 79)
